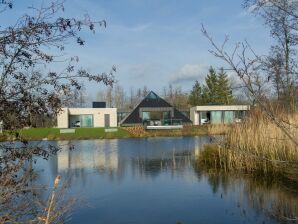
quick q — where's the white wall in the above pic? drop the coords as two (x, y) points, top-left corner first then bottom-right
(57, 108), (117, 128)
(57, 108), (69, 128)
(190, 107), (200, 125)
(191, 105), (250, 111)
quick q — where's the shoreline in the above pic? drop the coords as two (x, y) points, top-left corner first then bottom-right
(0, 126), (214, 142)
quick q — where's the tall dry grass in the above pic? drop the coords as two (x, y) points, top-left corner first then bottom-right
(199, 108), (298, 178)
(207, 124), (230, 135)
(225, 110), (297, 172)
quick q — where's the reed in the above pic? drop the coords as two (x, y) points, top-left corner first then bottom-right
(207, 124), (230, 135)
(199, 109), (298, 179)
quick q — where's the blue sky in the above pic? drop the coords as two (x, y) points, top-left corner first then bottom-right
(1, 0), (273, 96)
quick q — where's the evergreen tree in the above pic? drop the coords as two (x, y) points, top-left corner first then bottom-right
(189, 66), (234, 105)
(188, 81), (203, 106)
(204, 67), (219, 103)
(217, 68), (233, 104)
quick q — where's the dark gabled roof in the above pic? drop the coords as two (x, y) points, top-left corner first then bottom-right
(120, 91), (191, 125)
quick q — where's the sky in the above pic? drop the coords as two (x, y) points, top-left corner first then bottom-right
(0, 0), (273, 97)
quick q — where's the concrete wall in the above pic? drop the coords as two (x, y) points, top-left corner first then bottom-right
(190, 107), (200, 125)
(57, 108), (69, 128)
(191, 105), (250, 112)
(57, 108), (117, 128)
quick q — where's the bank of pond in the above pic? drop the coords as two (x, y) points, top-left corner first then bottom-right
(0, 125), (211, 141)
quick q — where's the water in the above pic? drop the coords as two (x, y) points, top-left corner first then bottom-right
(34, 137), (297, 224)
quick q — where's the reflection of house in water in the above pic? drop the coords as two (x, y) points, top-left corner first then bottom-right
(57, 140), (119, 173)
(53, 137), (210, 182)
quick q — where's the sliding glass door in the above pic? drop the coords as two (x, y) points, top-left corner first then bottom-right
(80, 115), (93, 127)
(224, 111), (234, 124)
(69, 114), (93, 128)
(211, 111), (222, 124)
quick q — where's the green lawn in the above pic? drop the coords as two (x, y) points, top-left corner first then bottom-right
(0, 125), (208, 142)
(8, 127), (132, 141)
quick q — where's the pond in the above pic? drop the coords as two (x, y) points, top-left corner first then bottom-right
(34, 137), (298, 224)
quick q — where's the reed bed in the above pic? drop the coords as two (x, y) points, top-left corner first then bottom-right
(123, 126), (146, 137)
(207, 124), (231, 135)
(199, 109), (298, 179)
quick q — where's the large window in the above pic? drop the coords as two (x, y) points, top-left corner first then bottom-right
(235, 110), (246, 122)
(224, 111), (234, 124)
(200, 111), (210, 124)
(142, 112), (150, 122)
(163, 111), (171, 120)
(142, 111), (171, 121)
(150, 111), (163, 120)
(211, 111), (223, 124)
(81, 115), (93, 127)
(69, 114), (93, 128)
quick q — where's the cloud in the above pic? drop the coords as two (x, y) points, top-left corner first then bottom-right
(170, 64), (208, 84)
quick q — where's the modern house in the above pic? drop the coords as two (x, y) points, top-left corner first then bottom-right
(57, 103), (117, 128)
(120, 91), (192, 129)
(190, 105), (250, 125)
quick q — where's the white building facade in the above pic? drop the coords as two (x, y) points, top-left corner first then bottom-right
(190, 105), (250, 125)
(57, 107), (117, 128)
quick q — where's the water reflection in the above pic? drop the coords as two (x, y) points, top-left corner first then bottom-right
(57, 140), (119, 172)
(34, 137), (297, 224)
(46, 137), (208, 183)
(195, 171), (298, 223)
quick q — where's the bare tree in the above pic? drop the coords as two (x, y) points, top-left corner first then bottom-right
(113, 84), (126, 108)
(136, 88), (142, 102)
(163, 84), (189, 108)
(244, 0), (298, 106)
(105, 86), (113, 107)
(129, 87), (136, 109)
(0, 1), (115, 222)
(142, 85), (149, 97)
(60, 85), (89, 108)
(201, 25), (298, 146)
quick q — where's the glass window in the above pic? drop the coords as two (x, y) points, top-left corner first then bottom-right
(235, 111), (246, 122)
(200, 111), (210, 124)
(211, 111), (223, 124)
(80, 115), (93, 127)
(163, 111), (171, 120)
(224, 111), (234, 124)
(142, 112), (150, 121)
(69, 115), (93, 128)
(69, 115), (81, 128)
(150, 111), (163, 120)
(200, 112), (207, 119)
(145, 92), (158, 99)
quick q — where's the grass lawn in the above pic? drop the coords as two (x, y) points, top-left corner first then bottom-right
(0, 125), (209, 141)
(1, 127), (132, 141)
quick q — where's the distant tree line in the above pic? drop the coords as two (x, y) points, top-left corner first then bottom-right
(64, 67), (235, 112)
(92, 84), (189, 109)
